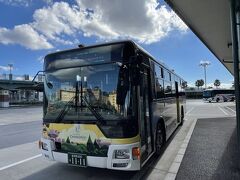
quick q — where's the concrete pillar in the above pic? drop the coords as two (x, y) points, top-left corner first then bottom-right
(231, 0), (240, 146)
(18, 90), (21, 102)
(0, 90), (9, 107)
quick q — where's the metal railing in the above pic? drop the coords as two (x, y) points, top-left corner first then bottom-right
(0, 74), (44, 82)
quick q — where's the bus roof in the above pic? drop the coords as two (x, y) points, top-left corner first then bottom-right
(44, 40), (184, 81)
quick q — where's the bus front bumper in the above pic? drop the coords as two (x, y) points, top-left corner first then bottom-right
(40, 138), (140, 171)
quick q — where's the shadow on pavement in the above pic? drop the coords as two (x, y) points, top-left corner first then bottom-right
(22, 163), (138, 180)
(212, 128), (240, 180)
(176, 117), (240, 180)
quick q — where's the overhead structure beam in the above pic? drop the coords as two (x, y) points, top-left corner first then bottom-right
(231, 0), (240, 146)
(165, 0), (240, 146)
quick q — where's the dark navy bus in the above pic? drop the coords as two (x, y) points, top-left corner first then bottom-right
(39, 40), (186, 171)
(203, 89), (235, 102)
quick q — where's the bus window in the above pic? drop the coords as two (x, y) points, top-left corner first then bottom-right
(160, 67), (164, 79)
(155, 66), (161, 78)
(164, 69), (171, 82)
(164, 81), (172, 97)
(154, 65), (164, 99)
(156, 78), (164, 99)
(172, 80), (176, 96)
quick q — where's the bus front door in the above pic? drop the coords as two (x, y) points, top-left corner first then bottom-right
(140, 69), (153, 163)
(175, 81), (180, 123)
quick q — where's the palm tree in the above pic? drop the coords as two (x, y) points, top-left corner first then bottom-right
(182, 81), (188, 89)
(199, 79), (204, 89)
(214, 79), (221, 88)
(195, 80), (201, 89)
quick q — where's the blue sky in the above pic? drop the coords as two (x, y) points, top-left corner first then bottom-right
(0, 0), (233, 88)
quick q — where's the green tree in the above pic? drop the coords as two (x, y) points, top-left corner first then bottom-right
(182, 81), (188, 89)
(195, 79), (204, 89)
(66, 137), (70, 143)
(195, 80), (201, 89)
(214, 79), (221, 88)
(94, 139), (100, 149)
(199, 79), (204, 89)
(87, 136), (94, 153)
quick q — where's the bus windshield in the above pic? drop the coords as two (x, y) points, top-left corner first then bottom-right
(43, 62), (133, 123)
(203, 90), (212, 98)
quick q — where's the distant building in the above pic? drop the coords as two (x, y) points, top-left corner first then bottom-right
(108, 91), (118, 110)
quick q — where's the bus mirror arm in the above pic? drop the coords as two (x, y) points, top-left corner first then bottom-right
(116, 78), (129, 105)
(32, 70), (45, 83)
(116, 67), (129, 105)
(129, 55), (143, 65)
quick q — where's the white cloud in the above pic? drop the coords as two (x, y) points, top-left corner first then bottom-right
(0, 0), (32, 7)
(15, 76), (24, 80)
(31, 0), (188, 44)
(37, 56), (44, 64)
(32, 3), (76, 40)
(0, 0), (188, 50)
(76, 0), (188, 43)
(0, 24), (53, 50)
(0, 66), (10, 71)
(42, 0), (53, 5)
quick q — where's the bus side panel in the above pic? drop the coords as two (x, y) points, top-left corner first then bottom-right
(151, 99), (165, 144)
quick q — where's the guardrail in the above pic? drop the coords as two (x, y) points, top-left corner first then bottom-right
(0, 74), (43, 82)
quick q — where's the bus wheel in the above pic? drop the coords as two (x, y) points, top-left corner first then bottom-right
(180, 106), (184, 126)
(155, 122), (164, 155)
(216, 98), (219, 102)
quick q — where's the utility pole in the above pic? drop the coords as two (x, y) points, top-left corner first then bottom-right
(8, 64), (13, 80)
(8, 64), (13, 74)
(199, 61), (211, 89)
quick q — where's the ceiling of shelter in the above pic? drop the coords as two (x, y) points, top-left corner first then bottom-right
(165, 0), (235, 75)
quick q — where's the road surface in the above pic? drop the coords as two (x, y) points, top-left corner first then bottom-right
(0, 100), (236, 180)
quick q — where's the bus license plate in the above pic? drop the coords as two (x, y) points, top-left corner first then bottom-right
(68, 153), (87, 167)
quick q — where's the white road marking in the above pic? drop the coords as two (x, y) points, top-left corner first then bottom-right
(218, 106), (229, 115)
(0, 154), (42, 171)
(186, 107), (195, 115)
(225, 106), (236, 114)
(0, 123), (6, 126)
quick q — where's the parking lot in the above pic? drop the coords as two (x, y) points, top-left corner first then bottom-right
(0, 100), (236, 180)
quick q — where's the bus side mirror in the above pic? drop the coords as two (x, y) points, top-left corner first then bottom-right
(116, 66), (129, 105)
(129, 55), (143, 86)
(47, 82), (53, 89)
(130, 55), (143, 65)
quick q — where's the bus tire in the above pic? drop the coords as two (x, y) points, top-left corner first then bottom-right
(155, 121), (165, 155)
(216, 98), (219, 102)
(179, 106), (184, 126)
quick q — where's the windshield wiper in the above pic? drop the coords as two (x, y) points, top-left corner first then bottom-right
(82, 96), (104, 122)
(55, 97), (75, 123)
(54, 96), (104, 123)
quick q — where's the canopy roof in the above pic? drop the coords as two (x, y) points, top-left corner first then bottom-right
(165, 0), (234, 75)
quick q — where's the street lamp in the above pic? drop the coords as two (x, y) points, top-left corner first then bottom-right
(8, 64), (13, 80)
(8, 64), (13, 74)
(199, 60), (211, 89)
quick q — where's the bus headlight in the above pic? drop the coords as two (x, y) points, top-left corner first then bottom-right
(114, 149), (130, 159)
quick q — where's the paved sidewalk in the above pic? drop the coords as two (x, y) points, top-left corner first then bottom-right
(140, 117), (196, 180)
(176, 117), (240, 180)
